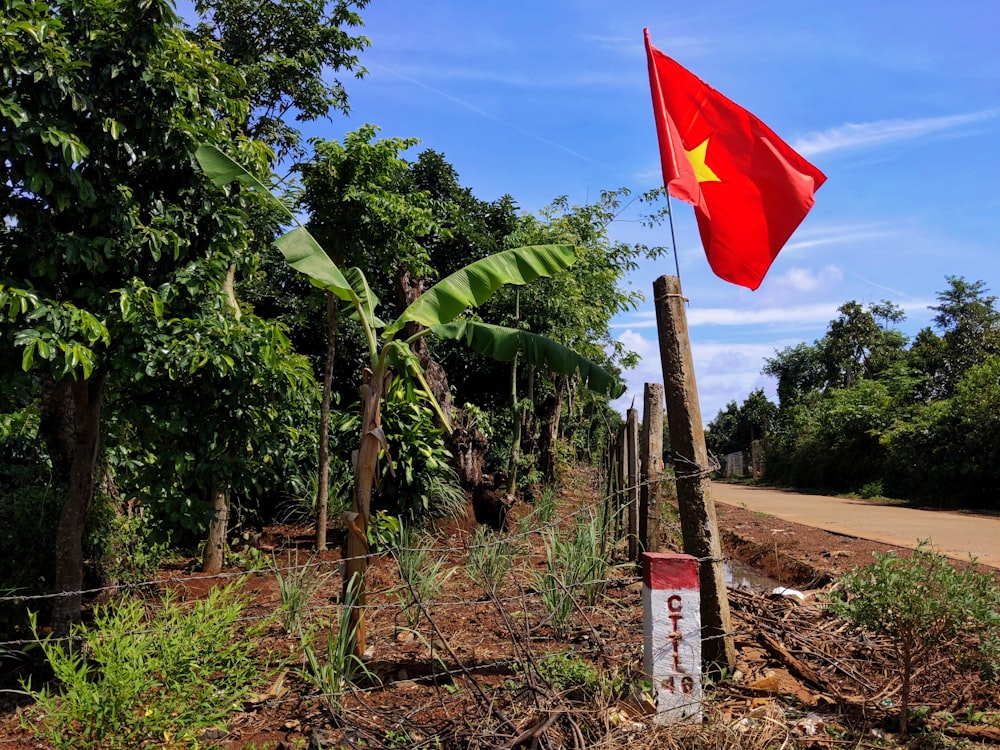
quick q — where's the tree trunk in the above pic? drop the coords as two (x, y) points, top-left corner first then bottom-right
(521, 365), (537, 456)
(538, 375), (566, 483)
(202, 480), (229, 575)
(506, 353), (522, 494)
(316, 292), (338, 550)
(39, 372), (107, 636)
(394, 264), (452, 421)
(344, 367), (389, 660)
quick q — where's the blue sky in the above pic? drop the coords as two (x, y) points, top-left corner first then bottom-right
(305, 0), (1000, 422)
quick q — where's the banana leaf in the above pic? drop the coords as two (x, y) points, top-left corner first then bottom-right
(386, 244), (576, 335)
(195, 144), (356, 302)
(432, 320), (625, 398)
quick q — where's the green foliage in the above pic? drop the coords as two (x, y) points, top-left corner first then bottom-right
(532, 651), (627, 703)
(86, 496), (170, 590)
(392, 528), (454, 629)
(706, 388), (778, 458)
(830, 543), (1000, 734)
(193, 0), (370, 159)
(24, 583), (266, 749)
(532, 510), (611, 637)
(273, 550), (329, 635)
(764, 278), (1000, 509)
(109, 277), (321, 541)
(299, 573), (377, 713)
(0, 407), (57, 636)
(367, 510), (402, 552)
(379, 380), (464, 521)
(465, 525), (513, 597)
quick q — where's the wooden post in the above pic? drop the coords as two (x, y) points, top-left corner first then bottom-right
(616, 423), (627, 539)
(640, 383), (665, 553)
(652, 275), (736, 672)
(626, 406), (640, 561)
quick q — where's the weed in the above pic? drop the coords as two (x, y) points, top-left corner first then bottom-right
(533, 651), (625, 702)
(532, 510), (611, 637)
(465, 525), (512, 597)
(299, 573), (377, 714)
(534, 485), (558, 526)
(392, 528), (453, 629)
(272, 550), (329, 635)
(23, 582), (266, 749)
(858, 479), (884, 499)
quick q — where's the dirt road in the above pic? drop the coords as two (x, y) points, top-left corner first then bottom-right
(711, 483), (1000, 570)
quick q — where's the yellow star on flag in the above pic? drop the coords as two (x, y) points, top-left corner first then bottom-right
(685, 139), (720, 184)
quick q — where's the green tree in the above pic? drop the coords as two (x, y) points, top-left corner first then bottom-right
(198, 144), (625, 659)
(0, 0), (250, 631)
(831, 543), (1000, 735)
(192, 0), (370, 159)
(764, 342), (827, 408)
(823, 300), (907, 388)
(929, 276), (1000, 395)
(113, 271), (318, 573)
(297, 126), (439, 547)
(706, 389), (777, 463)
(481, 190), (663, 482)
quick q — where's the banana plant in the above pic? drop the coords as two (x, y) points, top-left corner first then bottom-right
(196, 144), (625, 657)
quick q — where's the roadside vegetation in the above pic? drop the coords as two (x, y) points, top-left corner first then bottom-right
(3, 1), (1000, 747)
(707, 284), (1000, 511)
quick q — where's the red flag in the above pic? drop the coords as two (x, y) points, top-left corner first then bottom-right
(645, 29), (826, 290)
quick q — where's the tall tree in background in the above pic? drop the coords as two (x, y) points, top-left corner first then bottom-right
(482, 190), (662, 483)
(193, 0), (370, 160)
(298, 126), (439, 547)
(0, 0), (250, 631)
(929, 276), (1000, 396)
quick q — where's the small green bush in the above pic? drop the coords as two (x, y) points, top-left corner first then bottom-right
(830, 542), (1000, 735)
(533, 651), (626, 703)
(24, 582), (267, 749)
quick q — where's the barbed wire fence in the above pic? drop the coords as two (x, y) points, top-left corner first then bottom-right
(0, 453), (737, 746)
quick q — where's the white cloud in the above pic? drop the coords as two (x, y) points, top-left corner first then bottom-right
(615, 303), (841, 328)
(769, 265), (843, 293)
(782, 228), (898, 253)
(793, 110), (1000, 157)
(612, 331), (783, 421)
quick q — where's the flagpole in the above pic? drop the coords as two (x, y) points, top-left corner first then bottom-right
(664, 191), (682, 280)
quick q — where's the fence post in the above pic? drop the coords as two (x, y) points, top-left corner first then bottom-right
(640, 383), (665, 553)
(652, 275), (736, 672)
(626, 406), (640, 561)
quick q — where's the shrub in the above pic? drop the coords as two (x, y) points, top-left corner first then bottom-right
(830, 543), (1000, 735)
(24, 582), (266, 749)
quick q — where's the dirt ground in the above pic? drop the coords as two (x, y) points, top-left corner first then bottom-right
(3, 472), (1000, 749)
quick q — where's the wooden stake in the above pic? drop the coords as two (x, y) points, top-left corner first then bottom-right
(626, 407), (640, 561)
(652, 275), (736, 672)
(640, 382), (665, 553)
